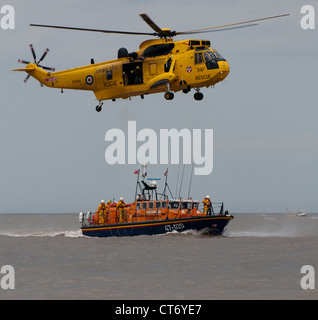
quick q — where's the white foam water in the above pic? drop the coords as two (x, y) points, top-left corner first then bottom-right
(0, 229), (84, 238)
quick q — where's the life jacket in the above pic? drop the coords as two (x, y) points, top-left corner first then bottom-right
(203, 198), (211, 207)
(117, 200), (126, 209)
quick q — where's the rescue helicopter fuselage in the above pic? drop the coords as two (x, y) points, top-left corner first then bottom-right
(16, 38), (230, 111)
(13, 13), (289, 112)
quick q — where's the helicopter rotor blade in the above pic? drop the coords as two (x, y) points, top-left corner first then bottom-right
(176, 14), (290, 35)
(37, 48), (49, 64)
(39, 65), (55, 71)
(18, 59), (31, 65)
(178, 23), (259, 35)
(139, 13), (164, 35)
(30, 24), (156, 36)
(24, 74), (31, 83)
(30, 13), (289, 39)
(30, 44), (37, 63)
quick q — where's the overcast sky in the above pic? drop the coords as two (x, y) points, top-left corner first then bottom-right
(1, 0), (317, 213)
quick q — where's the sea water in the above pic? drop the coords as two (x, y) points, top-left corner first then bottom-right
(0, 213), (318, 300)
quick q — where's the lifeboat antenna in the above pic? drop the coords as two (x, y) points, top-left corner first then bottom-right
(178, 164), (186, 199)
(187, 163), (194, 199)
(141, 164), (147, 181)
(162, 167), (173, 200)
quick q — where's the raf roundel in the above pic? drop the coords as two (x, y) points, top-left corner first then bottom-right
(85, 75), (94, 85)
(186, 66), (192, 73)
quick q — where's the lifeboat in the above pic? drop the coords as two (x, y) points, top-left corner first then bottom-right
(80, 168), (233, 237)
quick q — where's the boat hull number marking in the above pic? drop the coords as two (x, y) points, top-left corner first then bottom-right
(165, 223), (185, 232)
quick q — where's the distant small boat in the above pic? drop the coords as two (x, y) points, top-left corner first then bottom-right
(286, 208), (308, 217)
(296, 209), (308, 217)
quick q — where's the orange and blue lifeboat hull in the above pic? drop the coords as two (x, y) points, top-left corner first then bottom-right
(81, 215), (233, 237)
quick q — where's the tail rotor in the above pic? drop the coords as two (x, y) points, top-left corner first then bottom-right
(18, 44), (55, 84)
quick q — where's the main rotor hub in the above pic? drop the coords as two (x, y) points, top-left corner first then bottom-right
(156, 28), (176, 38)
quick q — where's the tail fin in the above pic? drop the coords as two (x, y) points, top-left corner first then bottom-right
(13, 63), (52, 86)
(12, 66), (36, 72)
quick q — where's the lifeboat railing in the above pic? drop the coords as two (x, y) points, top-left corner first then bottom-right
(79, 200), (227, 227)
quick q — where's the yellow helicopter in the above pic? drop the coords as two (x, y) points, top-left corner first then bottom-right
(13, 13), (289, 112)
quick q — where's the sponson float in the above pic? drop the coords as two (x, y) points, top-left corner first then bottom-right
(79, 166), (233, 237)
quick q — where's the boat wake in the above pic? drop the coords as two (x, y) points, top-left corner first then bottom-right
(0, 229), (84, 238)
(225, 214), (318, 238)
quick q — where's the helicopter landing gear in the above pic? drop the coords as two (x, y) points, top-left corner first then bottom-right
(194, 90), (204, 101)
(164, 91), (174, 100)
(96, 100), (103, 112)
(182, 86), (191, 94)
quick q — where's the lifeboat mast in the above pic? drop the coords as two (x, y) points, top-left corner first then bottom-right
(134, 165), (174, 201)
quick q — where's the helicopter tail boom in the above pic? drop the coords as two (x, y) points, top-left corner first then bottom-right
(12, 63), (50, 86)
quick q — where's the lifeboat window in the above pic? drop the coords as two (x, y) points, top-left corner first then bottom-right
(169, 201), (179, 209)
(181, 202), (191, 209)
(162, 202), (167, 209)
(193, 202), (199, 209)
(142, 202), (147, 210)
(149, 202), (154, 209)
(156, 202), (161, 209)
(136, 202), (141, 209)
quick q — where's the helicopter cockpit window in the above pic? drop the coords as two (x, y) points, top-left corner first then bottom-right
(195, 52), (204, 64)
(143, 43), (175, 58)
(204, 51), (219, 70)
(213, 50), (226, 62)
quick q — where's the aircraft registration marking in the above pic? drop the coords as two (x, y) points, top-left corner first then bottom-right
(45, 76), (57, 82)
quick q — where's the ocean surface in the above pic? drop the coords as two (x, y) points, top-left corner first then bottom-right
(0, 213), (318, 300)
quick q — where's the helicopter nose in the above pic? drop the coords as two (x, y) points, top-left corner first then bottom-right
(221, 60), (230, 73)
(217, 60), (230, 80)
